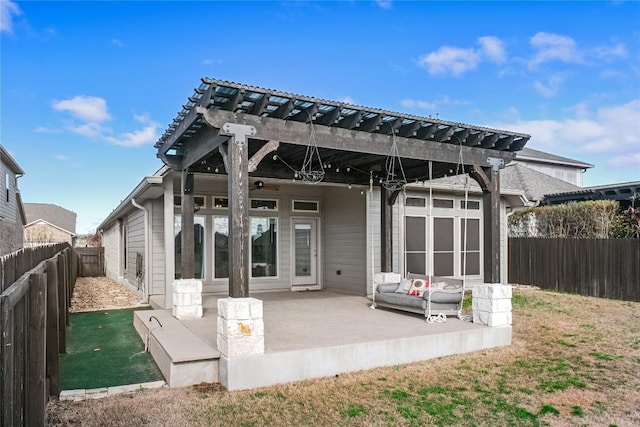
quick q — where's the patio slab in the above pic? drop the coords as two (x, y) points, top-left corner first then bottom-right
(143, 290), (511, 391)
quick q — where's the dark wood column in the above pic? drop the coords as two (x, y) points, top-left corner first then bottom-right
(380, 187), (393, 272)
(470, 164), (501, 283)
(224, 123), (256, 298)
(180, 169), (195, 279)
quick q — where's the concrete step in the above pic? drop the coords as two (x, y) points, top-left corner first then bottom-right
(133, 310), (220, 387)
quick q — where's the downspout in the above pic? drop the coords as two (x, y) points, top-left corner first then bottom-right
(131, 198), (150, 304)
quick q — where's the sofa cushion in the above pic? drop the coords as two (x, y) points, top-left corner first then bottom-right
(377, 283), (400, 294)
(395, 278), (412, 294)
(375, 293), (425, 310)
(428, 290), (464, 304)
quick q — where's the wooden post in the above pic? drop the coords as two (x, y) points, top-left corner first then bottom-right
(380, 187), (393, 272)
(181, 169), (195, 279)
(224, 123), (256, 298)
(27, 273), (46, 427)
(56, 254), (66, 353)
(470, 165), (501, 283)
(45, 259), (60, 397)
(0, 294), (14, 426)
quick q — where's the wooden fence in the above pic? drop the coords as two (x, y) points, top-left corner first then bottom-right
(76, 247), (104, 277)
(0, 244), (76, 426)
(509, 238), (640, 302)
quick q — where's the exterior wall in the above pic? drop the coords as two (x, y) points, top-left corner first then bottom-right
(151, 198), (165, 295)
(102, 222), (121, 281)
(125, 209), (145, 287)
(514, 161), (584, 187)
(24, 222), (73, 246)
(322, 186), (367, 294)
(0, 160), (22, 255)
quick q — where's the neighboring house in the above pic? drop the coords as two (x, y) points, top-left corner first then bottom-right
(513, 147), (593, 187)
(0, 145), (26, 256)
(24, 203), (77, 247)
(97, 78), (535, 309)
(543, 181), (640, 210)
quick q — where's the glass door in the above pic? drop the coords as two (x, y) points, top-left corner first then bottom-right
(292, 218), (318, 286)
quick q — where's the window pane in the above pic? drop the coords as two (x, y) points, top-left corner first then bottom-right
(434, 253), (454, 276)
(174, 195), (205, 208)
(214, 217), (229, 278)
(251, 199), (277, 210)
(433, 218), (454, 251)
(406, 197), (426, 207)
(461, 218), (480, 251)
(252, 218), (277, 277)
(293, 200), (319, 212)
(406, 253), (426, 276)
(461, 251), (480, 275)
(405, 216), (426, 251)
(174, 215), (205, 279)
(433, 198), (453, 208)
(295, 224), (311, 276)
(213, 197), (228, 208)
(460, 200), (480, 210)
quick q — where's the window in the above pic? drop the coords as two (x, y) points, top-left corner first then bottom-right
(174, 215), (205, 279)
(460, 200), (480, 210)
(174, 195), (206, 209)
(405, 216), (427, 274)
(433, 198), (454, 208)
(251, 199), (278, 211)
(213, 197), (228, 209)
(251, 217), (277, 277)
(5, 172), (9, 202)
(212, 216), (278, 279)
(460, 218), (480, 275)
(433, 218), (454, 276)
(405, 197), (426, 207)
(292, 200), (319, 213)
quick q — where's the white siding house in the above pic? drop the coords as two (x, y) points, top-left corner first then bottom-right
(0, 145), (25, 256)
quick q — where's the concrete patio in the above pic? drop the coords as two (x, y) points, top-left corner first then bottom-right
(138, 290), (511, 391)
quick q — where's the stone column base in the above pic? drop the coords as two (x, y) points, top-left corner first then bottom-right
(172, 279), (203, 319)
(472, 284), (512, 327)
(217, 297), (264, 357)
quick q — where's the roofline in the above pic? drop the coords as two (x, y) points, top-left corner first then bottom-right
(515, 153), (594, 169)
(97, 165), (170, 231)
(0, 145), (25, 175)
(545, 180), (640, 198)
(25, 218), (76, 236)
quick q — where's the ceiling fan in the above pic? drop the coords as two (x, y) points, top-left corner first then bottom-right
(251, 180), (280, 192)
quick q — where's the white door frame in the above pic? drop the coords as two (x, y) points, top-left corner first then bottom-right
(291, 217), (321, 290)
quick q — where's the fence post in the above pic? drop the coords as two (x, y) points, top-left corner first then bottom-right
(27, 273), (47, 427)
(0, 294), (14, 427)
(45, 259), (60, 397)
(56, 254), (67, 354)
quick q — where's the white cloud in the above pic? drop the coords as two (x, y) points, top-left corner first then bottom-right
(53, 96), (111, 123)
(492, 100), (640, 162)
(339, 96), (354, 104)
(607, 152), (640, 168)
(529, 32), (581, 68)
(376, 0), (393, 10)
(593, 42), (628, 62)
(112, 38), (125, 47)
(401, 99), (436, 110)
(48, 96), (159, 147)
(0, 0), (21, 34)
(533, 73), (566, 97)
(53, 154), (69, 162)
(103, 114), (160, 147)
(34, 126), (62, 133)
(478, 36), (506, 63)
(418, 46), (480, 76)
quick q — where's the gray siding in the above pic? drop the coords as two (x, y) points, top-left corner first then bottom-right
(151, 198), (165, 295)
(125, 209), (145, 286)
(322, 187), (367, 294)
(102, 222), (120, 281)
(0, 160), (22, 255)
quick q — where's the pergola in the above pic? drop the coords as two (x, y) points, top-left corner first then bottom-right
(155, 78), (530, 297)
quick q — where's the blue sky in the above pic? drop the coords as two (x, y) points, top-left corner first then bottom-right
(1, 1), (639, 234)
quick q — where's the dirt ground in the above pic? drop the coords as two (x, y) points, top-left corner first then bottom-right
(69, 277), (147, 313)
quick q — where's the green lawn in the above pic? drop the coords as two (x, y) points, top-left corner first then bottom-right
(60, 309), (163, 390)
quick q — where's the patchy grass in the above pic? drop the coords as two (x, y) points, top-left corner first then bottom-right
(47, 289), (640, 426)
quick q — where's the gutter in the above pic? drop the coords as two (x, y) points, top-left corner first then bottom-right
(131, 198), (150, 304)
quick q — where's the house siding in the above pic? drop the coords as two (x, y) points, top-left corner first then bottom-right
(322, 187), (367, 294)
(151, 198), (165, 295)
(24, 222), (73, 246)
(0, 160), (22, 255)
(102, 222), (120, 281)
(125, 209), (145, 287)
